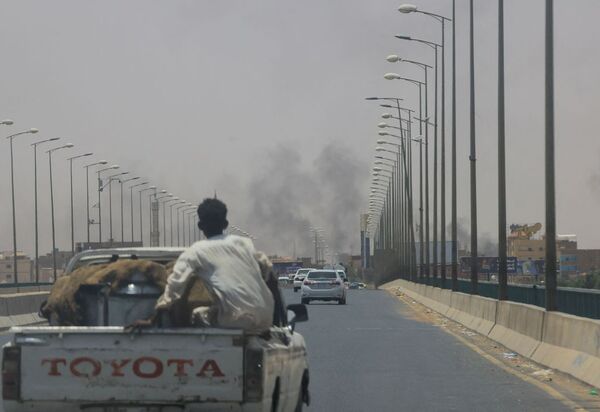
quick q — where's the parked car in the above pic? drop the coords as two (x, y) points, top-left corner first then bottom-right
(301, 270), (346, 305)
(349, 282), (360, 289)
(293, 268), (314, 292)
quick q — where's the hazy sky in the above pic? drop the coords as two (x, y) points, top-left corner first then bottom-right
(1, 0), (600, 260)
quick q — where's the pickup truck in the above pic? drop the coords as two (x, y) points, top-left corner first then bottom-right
(2, 248), (310, 412)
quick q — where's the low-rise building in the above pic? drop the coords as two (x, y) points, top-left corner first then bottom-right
(0, 251), (33, 283)
(574, 249), (600, 274)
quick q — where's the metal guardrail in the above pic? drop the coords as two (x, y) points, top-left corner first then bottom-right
(0, 282), (53, 294)
(419, 277), (600, 320)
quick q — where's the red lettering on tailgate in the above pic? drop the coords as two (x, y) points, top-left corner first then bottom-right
(41, 358), (67, 376)
(108, 359), (131, 377)
(70, 357), (101, 378)
(167, 359), (193, 377)
(196, 359), (225, 378)
(132, 357), (163, 379)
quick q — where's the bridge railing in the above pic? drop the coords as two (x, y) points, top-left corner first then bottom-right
(0, 282), (53, 295)
(418, 277), (600, 320)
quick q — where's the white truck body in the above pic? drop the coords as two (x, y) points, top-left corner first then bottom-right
(2, 248), (310, 412)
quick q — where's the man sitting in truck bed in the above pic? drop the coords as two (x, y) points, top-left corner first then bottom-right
(153, 198), (275, 332)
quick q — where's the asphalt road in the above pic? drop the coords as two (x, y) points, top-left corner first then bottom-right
(283, 287), (569, 412)
(0, 289), (570, 411)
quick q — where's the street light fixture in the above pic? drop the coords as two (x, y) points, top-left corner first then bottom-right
(396, 5), (452, 284)
(83, 160), (107, 245)
(47, 143), (74, 281)
(106, 172), (129, 244)
(129, 181), (148, 242)
(162, 197), (180, 246)
(6, 127), (39, 284)
(67, 152), (93, 255)
(170, 200), (186, 246)
(139, 185), (156, 244)
(119, 176), (140, 243)
(32, 137), (60, 282)
(97, 165), (119, 245)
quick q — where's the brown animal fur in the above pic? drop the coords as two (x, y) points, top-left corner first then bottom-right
(43, 259), (215, 326)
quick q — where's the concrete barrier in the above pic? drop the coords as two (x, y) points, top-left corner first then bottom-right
(532, 311), (600, 389)
(488, 301), (545, 358)
(385, 279), (600, 389)
(444, 293), (497, 336)
(0, 292), (49, 330)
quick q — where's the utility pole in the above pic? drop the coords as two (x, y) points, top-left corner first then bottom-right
(545, 0), (557, 311)
(498, 0), (508, 300)
(469, 0), (479, 294)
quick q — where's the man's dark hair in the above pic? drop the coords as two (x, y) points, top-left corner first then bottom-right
(197, 198), (228, 237)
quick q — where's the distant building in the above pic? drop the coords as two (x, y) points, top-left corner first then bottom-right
(37, 250), (73, 280)
(0, 251), (33, 283)
(574, 249), (600, 274)
(507, 238), (546, 261)
(557, 235), (578, 275)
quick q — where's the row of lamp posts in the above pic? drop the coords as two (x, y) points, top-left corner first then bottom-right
(4, 122), (202, 283)
(366, 1), (557, 311)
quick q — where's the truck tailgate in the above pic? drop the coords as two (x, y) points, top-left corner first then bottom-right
(12, 327), (244, 403)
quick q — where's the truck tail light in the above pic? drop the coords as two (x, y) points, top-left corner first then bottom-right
(2, 346), (21, 400)
(244, 347), (264, 402)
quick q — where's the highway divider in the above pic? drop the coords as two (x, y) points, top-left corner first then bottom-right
(0, 291), (49, 330)
(383, 279), (600, 389)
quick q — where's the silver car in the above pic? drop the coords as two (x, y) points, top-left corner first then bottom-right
(301, 270), (347, 305)
(293, 268), (314, 292)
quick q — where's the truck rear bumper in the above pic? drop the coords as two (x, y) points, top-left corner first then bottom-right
(3, 401), (263, 412)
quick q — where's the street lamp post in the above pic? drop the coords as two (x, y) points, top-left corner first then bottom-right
(155, 194), (174, 246)
(469, 0), (478, 294)
(170, 200), (186, 246)
(83, 160), (107, 246)
(163, 198), (180, 246)
(129, 181), (148, 242)
(148, 189), (162, 246)
(185, 210), (196, 246)
(398, 3), (452, 286)
(498, 0), (508, 300)
(175, 203), (189, 247)
(107, 172), (129, 245)
(67, 152), (93, 255)
(395, 35), (441, 281)
(32, 137), (60, 282)
(47, 143), (74, 281)
(545, 0), (557, 311)
(6, 127), (38, 283)
(139, 186), (156, 245)
(97, 165), (119, 247)
(379, 136), (424, 280)
(119, 176), (140, 243)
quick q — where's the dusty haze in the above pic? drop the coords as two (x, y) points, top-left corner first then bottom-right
(1, 0), (600, 260)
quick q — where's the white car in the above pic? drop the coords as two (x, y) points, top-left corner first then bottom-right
(336, 270), (348, 284)
(293, 268), (314, 292)
(301, 270), (347, 305)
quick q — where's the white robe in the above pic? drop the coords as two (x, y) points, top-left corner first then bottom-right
(156, 234), (275, 332)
